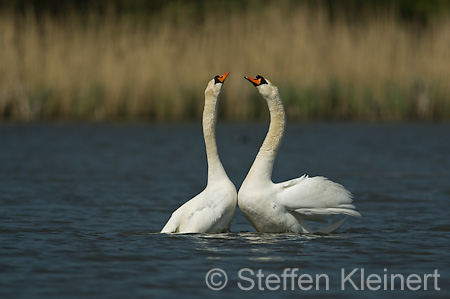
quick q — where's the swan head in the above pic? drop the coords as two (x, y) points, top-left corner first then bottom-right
(205, 72), (230, 97)
(244, 75), (277, 98)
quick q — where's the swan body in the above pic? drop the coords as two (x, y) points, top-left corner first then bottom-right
(161, 72), (237, 233)
(238, 75), (360, 234)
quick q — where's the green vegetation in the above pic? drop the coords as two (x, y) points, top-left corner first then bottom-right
(1, 1), (450, 122)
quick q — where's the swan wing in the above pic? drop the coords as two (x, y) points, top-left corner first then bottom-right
(180, 199), (232, 233)
(160, 192), (216, 234)
(161, 188), (235, 234)
(161, 205), (218, 234)
(277, 175), (361, 218)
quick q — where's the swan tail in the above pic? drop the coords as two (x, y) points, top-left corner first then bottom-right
(160, 224), (178, 234)
(160, 215), (180, 234)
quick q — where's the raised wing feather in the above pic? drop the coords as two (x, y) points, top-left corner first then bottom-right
(277, 175), (361, 217)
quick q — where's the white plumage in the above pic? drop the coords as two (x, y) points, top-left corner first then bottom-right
(161, 72), (237, 233)
(238, 75), (360, 233)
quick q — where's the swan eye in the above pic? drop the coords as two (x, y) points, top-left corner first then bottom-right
(214, 72), (229, 84)
(256, 75), (268, 85)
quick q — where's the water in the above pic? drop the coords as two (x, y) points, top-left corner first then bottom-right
(1, 123), (449, 298)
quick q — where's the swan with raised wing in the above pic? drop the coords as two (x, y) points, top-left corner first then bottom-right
(238, 75), (360, 233)
(161, 72), (237, 233)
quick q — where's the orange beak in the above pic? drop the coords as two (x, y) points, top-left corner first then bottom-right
(216, 72), (230, 83)
(244, 76), (261, 86)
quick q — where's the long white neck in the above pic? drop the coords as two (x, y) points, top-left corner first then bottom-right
(246, 86), (286, 182)
(203, 90), (228, 183)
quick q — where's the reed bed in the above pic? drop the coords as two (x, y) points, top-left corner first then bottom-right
(1, 3), (450, 121)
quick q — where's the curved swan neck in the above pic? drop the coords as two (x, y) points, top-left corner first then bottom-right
(248, 87), (286, 182)
(203, 90), (227, 183)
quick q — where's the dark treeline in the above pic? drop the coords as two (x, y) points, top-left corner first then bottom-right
(2, 0), (450, 25)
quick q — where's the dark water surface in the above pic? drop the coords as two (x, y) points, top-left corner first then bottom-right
(1, 123), (449, 298)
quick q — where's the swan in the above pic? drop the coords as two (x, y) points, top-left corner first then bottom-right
(238, 75), (361, 234)
(161, 72), (237, 233)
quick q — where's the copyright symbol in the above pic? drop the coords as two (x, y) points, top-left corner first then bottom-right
(205, 268), (228, 291)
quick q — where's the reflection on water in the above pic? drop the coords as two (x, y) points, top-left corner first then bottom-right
(1, 123), (449, 298)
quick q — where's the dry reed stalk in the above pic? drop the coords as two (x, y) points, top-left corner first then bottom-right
(0, 4), (449, 121)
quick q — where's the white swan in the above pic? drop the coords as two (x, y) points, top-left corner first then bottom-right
(161, 72), (237, 233)
(238, 75), (361, 234)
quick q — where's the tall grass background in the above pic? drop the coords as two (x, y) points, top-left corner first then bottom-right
(1, 2), (450, 122)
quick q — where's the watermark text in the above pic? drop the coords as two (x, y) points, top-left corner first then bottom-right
(205, 268), (441, 292)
